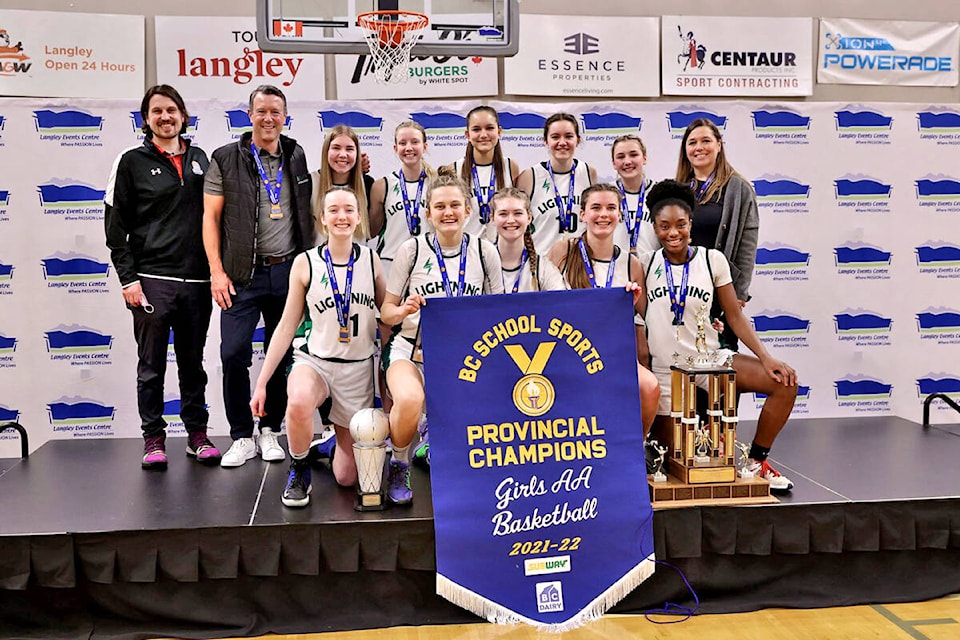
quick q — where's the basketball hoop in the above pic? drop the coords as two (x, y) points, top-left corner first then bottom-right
(357, 10), (429, 84)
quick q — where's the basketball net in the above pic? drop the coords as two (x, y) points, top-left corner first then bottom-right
(358, 10), (429, 84)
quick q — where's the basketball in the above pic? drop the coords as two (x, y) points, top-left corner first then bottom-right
(349, 408), (390, 446)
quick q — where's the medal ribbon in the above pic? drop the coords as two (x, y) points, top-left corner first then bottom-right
(690, 174), (713, 204)
(547, 160), (577, 233)
(251, 143), (284, 206)
(471, 163), (498, 224)
(664, 248), (692, 325)
(431, 234), (469, 298)
(398, 168), (426, 235)
(617, 179), (647, 255)
(323, 244), (355, 339)
(500, 247), (528, 294)
(578, 238), (617, 289)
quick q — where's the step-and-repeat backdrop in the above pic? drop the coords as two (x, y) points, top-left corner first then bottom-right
(1, 98), (958, 455)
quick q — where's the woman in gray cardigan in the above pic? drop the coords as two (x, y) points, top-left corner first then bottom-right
(675, 117), (759, 349)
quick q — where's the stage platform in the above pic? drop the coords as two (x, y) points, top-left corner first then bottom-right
(1, 416), (959, 640)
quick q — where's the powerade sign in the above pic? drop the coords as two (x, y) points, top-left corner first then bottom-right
(819, 19), (959, 87)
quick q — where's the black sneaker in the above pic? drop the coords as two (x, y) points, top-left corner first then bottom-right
(282, 460), (312, 508)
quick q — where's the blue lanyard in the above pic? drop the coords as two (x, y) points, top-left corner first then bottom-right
(251, 143), (283, 206)
(431, 234), (469, 298)
(547, 160), (577, 233)
(578, 238), (616, 289)
(499, 247), (528, 293)
(617, 179), (647, 255)
(471, 163), (497, 224)
(690, 175), (713, 203)
(323, 245), (355, 343)
(664, 248), (692, 325)
(398, 168), (425, 236)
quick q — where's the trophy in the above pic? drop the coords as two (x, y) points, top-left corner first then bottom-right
(349, 408), (390, 511)
(694, 423), (712, 464)
(735, 440), (754, 479)
(648, 439), (669, 483)
(673, 302), (734, 370)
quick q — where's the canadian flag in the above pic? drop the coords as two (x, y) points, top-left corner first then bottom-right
(272, 20), (303, 38)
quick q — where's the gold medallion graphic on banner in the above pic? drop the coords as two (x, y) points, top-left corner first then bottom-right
(505, 343), (557, 417)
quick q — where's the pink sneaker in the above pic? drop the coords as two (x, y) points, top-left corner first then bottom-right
(142, 435), (168, 470)
(186, 432), (222, 465)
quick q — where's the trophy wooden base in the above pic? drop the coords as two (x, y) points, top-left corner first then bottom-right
(668, 457), (736, 484)
(648, 474), (778, 509)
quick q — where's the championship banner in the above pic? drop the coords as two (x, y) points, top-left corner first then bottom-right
(661, 16), (813, 96)
(503, 15), (659, 97)
(421, 289), (655, 630)
(0, 9), (143, 98)
(818, 18), (959, 87)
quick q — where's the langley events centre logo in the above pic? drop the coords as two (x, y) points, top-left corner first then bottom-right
(46, 396), (115, 437)
(410, 112), (467, 148)
(916, 307), (960, 345)
(834, 105), (892, 145)
(0, 187), (9, 222)
(751, 106), (810, 144)
(580, 112), (642, 141)
(835, 375), (892, 412)
(498, 111), (548, 147)
(834, 309), (892, 347)
(317, 110), (384, 135)
(33, 108), (105, 147)
(41, 252), (111, 294)
(917, 107), (960, 145)
(750, 310), (810, 348)
(915, 242), (960, 279)
(915, 174), (960, 213)
(834, 243), (892, 281)
(917, 374), (960, 402)
(754, 244), (810, 282)
(752, 174), (810, 213)
(833, 174), (891, 213)
(38, 180), (106, 221)
(44, 324), (114, 367)
(0, 259), (12, 297)
(0, 333), (16, 368)
(665, 108), (727, 138)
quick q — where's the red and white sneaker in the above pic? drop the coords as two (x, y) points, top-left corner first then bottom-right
(745, 458), (794, 493)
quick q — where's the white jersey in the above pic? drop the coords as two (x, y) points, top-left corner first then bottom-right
(376, 171), (428, 263)
(300, 242), (379, 361)
(559, 240), (634, 289)
(643, 247), (732, 371)
(387, 233), (504, 342)
(528, 160), (594, 254)
(501, 254), (567, 293)
(612, 180), (660, 257)
(453, 156), (514, 240)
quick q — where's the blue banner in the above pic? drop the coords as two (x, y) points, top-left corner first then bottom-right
(421, 288), (655, 630)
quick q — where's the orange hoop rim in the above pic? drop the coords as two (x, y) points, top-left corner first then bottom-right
(357, 10), (429, 33)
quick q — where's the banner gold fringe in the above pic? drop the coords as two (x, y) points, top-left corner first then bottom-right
(437, 554), (656, 632)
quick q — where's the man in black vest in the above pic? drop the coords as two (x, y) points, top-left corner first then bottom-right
(106, 85), (219, 470)
(203, 85), (314, 467)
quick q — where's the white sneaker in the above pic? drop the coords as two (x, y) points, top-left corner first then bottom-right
(745, 458), (794, 493)
(259, 428), (285, 462)
(221, 437), (258, 468)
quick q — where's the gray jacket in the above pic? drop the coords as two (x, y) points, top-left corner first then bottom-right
(715, 174), (758, 301)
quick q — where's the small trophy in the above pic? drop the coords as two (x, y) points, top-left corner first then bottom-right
(694, 423), (712, 465)
(648, 439), (669, 483)
(735, 440), (754, 478)
(349, 408), (390, 511)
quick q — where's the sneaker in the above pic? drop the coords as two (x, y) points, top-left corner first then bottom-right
(185, 432), (221, 465)
(307, 426), (337, 463)
(259, 428), (285, 462)
(386, 460), (413, 505)
(745, 458), (794, 493)
(282, 460), (312, 508)
(412, 420), (430, 467)
(220, 437), (258, 468)
(142, 434), (167, 470)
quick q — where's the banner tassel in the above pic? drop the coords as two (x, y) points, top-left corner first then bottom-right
(437, 554), (656, 632)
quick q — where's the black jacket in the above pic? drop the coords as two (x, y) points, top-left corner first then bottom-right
(104, 137), (210, 286)
(211, 132), (314, 285)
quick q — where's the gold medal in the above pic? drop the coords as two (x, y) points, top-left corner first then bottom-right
(270, 202), (283, 219)
(339, 326), (351, 344)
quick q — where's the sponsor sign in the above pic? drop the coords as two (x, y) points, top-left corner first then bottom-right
(662, 16), (813, 96)
(819, 18), (959, 87)
(0, 10), (143, 98)
(155, 16), (326, 101)
(504, 15), (659, 97)
(422, 289), (654, 629)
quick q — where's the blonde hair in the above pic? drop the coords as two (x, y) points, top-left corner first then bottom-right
(317, 186), (365, 240)
(394, 120), (437, 180)
(316, 125), (369, 239)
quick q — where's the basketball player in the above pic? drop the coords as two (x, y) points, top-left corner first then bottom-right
(491, 188), (566, 293)
(250, 187), (386, 508)
(643, 180), (796, 492)
(516, 113), (597, 253)
(442, 106), (521, 241)
(380, 175), (504, 503)
(610, 134), (659, 257)
(547, 183), (661, 435)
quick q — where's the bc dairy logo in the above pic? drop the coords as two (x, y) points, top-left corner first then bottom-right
(751, 310), (810, 348)
(666, 108), (727, 138)
(47, 396), (116, 437)
(917, 108), (960, 145)
(834, 105), (892, 145)
(755, 244), (810, 282)
(38, 180), (105, 221)
(751, 107), (810, 144)
(915, 242), (960, 279)
(915, 174), (960, 213)
(834, 309), (892, 347)
(44, 325), (113, 366)
(224, 107), (292, 137)
(33, 109), (105, 147)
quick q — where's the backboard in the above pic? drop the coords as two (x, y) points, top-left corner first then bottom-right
(257, 0), (518, 57)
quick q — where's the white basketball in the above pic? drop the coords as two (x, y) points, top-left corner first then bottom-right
(349, 408), (390, 446)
